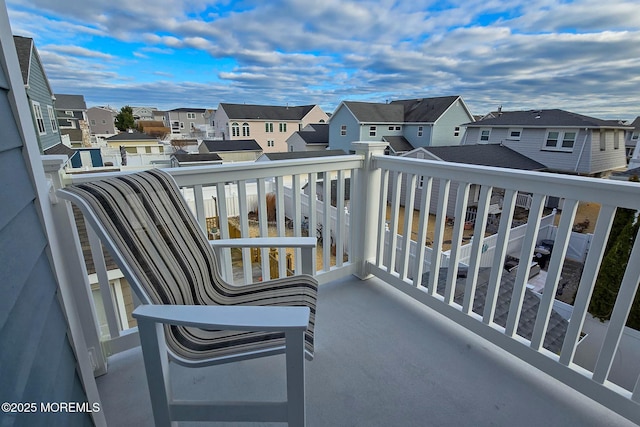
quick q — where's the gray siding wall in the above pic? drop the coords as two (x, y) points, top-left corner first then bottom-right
(431, 100), (472, 146)
(404, 124), (432, 148)
(590, 129), (627, 174)
(0, 52), (91, 426)
(328, 106), (360, 153)
(26, 51), (60, 152)
(87, 107), (116, 135)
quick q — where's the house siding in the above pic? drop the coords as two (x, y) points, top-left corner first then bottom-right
(87, 107), (116, 135)
(26, 49), (60, 152)
(329, 105), (360, 153)
(0, 64), (90, 426)
(404, 124), (432, 147)
(430, 100), (472, 146)
(590, 129), (627, 174)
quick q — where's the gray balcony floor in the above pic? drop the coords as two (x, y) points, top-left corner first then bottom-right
(96, 275), (636, 427)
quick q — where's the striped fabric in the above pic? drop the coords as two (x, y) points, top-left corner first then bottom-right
(62, 169), (317, 362)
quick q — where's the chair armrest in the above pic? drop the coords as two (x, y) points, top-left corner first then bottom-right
(133, 304), (310, 332)
(209, 237), (317, 250)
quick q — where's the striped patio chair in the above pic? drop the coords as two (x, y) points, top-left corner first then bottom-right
(58, 169), (317, 427)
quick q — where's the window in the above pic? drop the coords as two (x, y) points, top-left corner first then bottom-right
(632, 132), (639, 141)
(32, 101), (46, 135)
(600, 131), (606, 151)
(454, 126), (460, 137)
(242, 123), (250, 137)
(544, 130), (576, 150)
(417, 176), (424, 189)
(179, 122), (184, 129)
(190, 122), (195, 129)
(614, 130), (620, 149)
(65, 110), (73, 116)
(279, 123), (287, 132)
(265, 122), (274, 133)
(417, 126), (423, 137)
(90, 119), (96, 125)
(267, 140), (274, 147)
(369, 126), (376, 137)
(395, 126), (401, 130)
(187, 112), (196, 119)
(289, 145), (294, 152)
(231, 122), (240, 137)
(102, 120), (106, 124)
(507, 128), (522, 140)
(340, 125), (347, 136)
(47, 105), (58, 132)
(479, 129), (491, 142)
(389, 126), (394, 131)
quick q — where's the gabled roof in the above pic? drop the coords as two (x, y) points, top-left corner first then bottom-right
(220, 103), (317, 121)
(55, 94), (87, 110)
(415, 144), (546, 171)
(390, 96), (461, 123)
(13, 35), (32, 85)
(106, 131), (157, 141)
(423, 267), (568, 354)
(383, 136), (413, 153)
(171, 153), (222, 163)
(43, 142), (76, 159)
(291, 123), (329, 144)
(260, 149), (346, 161)
(630, 116), (640, 130)
(466, 109), (632, 129)
(341, 101), (404, 123)
(202, 139), (262, 152)
(168, 107), (207, 113)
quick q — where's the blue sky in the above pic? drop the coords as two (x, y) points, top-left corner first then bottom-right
(6, 0), (640, 119)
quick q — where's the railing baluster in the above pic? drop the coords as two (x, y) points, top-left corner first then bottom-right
(462, 185), (492, 313)
(307, 173), (318, 271)
(335, 170), (346, 268)
(427, 179), (451, 296)
(87, 225), (120, 338)
(505, 193), (546, 337)
(482, 189), (517, 322)
(400, 173), (417, 281)
(592, 233), (640, 384)
(276, 176), (287, 278)
(531, 199), (578, 351)
(412, 176), (433, 288)
(292, 174), (303, 273)
(193, 184), (206, 233)
(237, 180), (252, 284)
(323, 171), (332, 271)
(387, 171), (402, 274)
(560, 204), (616, 366)
(444, 182), (470, 304)
(215, 182), (232, 281)
(376, 169), (390, 268)
(256, 178), (270, 279)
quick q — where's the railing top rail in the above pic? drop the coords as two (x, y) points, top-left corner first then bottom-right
(374, 155), (640, 210)
(69, 155), (364, 186)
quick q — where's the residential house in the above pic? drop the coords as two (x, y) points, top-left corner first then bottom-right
(625, 116), (640, 167)
(199, 139), (263, 162)
(152, 109), (166, 123)
(165, 107), (208, 137)
(137, 120), (170, 139)
(462, 109), (631, 176)
(170, 152), (223, 168)
(131, 106), (158, 122)
(55, 94), (90, 147)
(13, 35), (61, 152)
(212, 103), (329, 153)
(86, 106), (117, 138)
(328, 96), (475, 153)
(104, 130), (166, 167)
(397, 144), (546, 217)
(286, 123), (329, 152)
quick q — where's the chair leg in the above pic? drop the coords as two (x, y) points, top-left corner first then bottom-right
(285, 330), (306, 427)
(137, 318), (173, 427)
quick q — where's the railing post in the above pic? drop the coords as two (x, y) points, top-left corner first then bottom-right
(42, 156), (108, 377)
(351, 141), (387, 279)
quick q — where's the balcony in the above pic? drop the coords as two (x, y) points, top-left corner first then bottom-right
(44, 141), (640, 426)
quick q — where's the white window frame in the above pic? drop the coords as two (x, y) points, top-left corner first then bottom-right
(369, 126), (376, 137)
(267, 140), (274, 147)
(47, 105), (58, 133)
(265, 122), (274, 133)
(179, 122), (184, 129)
(417, 176), (424, 189)
(340, 125), (347, 136)
(32, 101), (46, 135)
(543, 129), (576, 151)
(242, 123), (250, 137)
(479, 128), (491, 143)
(187, 112), (196, 119)
(417, 126), (423, 137)
(279, 123), (287, 132)
(231, 122), (240, 137)
(507, 128), (522, 140)
(614, 130), (620, 149)
(632, 131), (639, 141)
(454, 126), (460, 137)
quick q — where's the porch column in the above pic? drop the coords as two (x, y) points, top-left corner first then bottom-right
(351, 141), (387, 279)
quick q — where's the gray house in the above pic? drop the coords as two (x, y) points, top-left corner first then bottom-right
(55, 94), (90, 147)
(328, 96), (475, 153)
(86, 106), (117, 137)
(286, 123), (330, 152)
(13, 35), (61, 152)
(199, 139), (263, 162)
(165, 107), (208, 137)
(625, 116), (640, 167)
(462, 109), (631, 176)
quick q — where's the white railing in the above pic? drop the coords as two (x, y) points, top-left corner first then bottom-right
(47, 141), (640, 424)
(361, 148), (640, 424)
